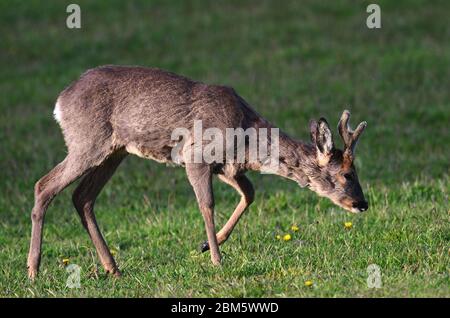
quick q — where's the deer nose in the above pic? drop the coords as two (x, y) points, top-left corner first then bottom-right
(353, 200), (368, 212)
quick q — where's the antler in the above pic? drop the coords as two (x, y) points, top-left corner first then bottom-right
(337, 110), (367, 157)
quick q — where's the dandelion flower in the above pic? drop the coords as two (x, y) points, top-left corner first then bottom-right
(344, 222), (353, 229)
(276, 234), (281, 240)
(291, 225), (299, 232)
(110, 249), (117, 256)
(304, 280), (313, 287)
(283, 234), (291, 241)
(62, 258), (70, 266)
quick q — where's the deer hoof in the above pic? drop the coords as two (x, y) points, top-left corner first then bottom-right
(199, 241), (210, 253)
(211, 256), (222, 266)
(106, 267), (121, 278)
(28, 268), (38, 280)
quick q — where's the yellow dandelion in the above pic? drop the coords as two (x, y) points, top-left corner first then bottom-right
(304, 280), (313, 287)
(276, 234), (281, 240)
(291, 225), (299, 232)
(283, 234), (292, 241)
(344, 222), (353, 229)
(62, 258), (70, 266)
(110, 249), (117, 256)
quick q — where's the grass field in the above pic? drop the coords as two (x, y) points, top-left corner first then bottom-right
(0, 0), (449, 297)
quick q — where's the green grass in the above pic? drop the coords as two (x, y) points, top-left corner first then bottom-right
(0, 0), (449, 297)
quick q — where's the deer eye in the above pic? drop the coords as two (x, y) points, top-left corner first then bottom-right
(344, 173), (353, 181)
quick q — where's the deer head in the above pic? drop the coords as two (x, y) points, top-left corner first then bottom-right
(306, 110), (368, 213)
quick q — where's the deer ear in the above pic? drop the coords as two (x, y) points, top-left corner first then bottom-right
(309, 120), (318, 144)
(316, 118), (334, 156)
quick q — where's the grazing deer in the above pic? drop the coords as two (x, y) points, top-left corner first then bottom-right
(27, 65), (367, 279)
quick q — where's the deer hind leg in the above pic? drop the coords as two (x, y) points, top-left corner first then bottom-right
(27, 155), (94, 279)
(185, 163), (221, 265)
(72, 152), (126, 277)
(200, 174), (254, 253)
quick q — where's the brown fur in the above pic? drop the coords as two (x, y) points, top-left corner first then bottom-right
(27, 65), (368, 278)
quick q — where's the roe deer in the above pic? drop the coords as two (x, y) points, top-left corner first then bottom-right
(27, 65), (367, 279)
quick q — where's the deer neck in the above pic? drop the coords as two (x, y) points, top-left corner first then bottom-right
(245, 125), (316, 187)
(276, 131), (316, 186)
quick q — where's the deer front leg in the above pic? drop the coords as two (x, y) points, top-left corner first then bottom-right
(185, 163), (221, 265)
(200, 174), (254, 253)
